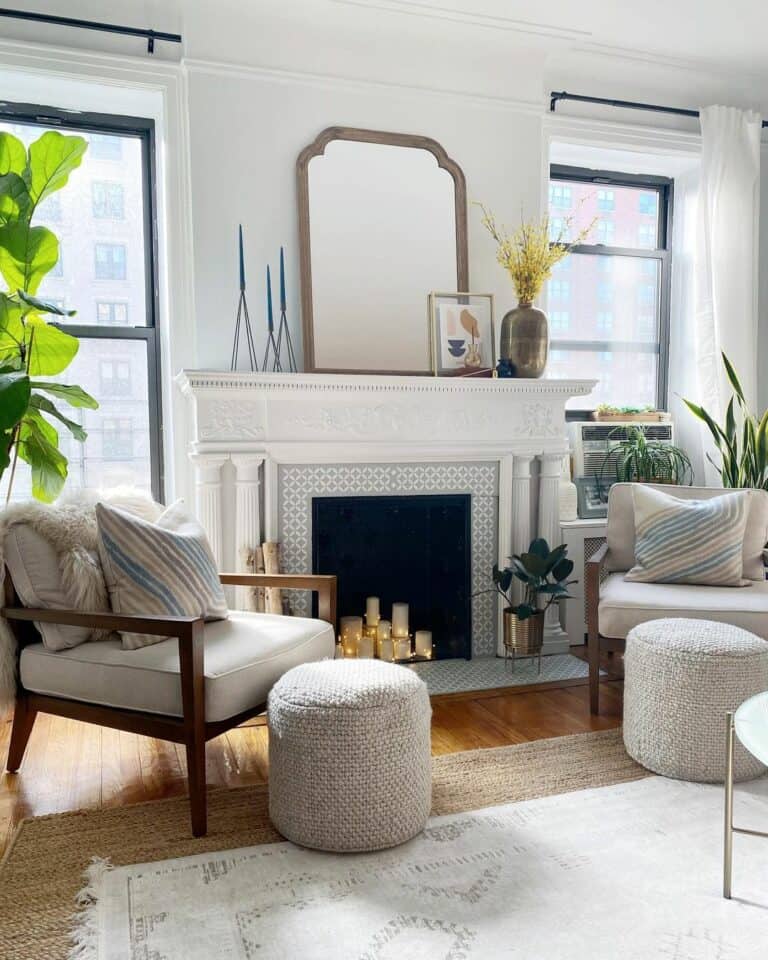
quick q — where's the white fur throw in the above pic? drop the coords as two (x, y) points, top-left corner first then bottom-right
(0, 488), (162, 714)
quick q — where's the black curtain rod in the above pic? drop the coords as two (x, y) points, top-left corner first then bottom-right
(550, 90), (768, 129)
(0, 7), (182, 54)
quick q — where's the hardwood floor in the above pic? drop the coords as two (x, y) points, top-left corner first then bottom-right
(0, 654), (623, 857)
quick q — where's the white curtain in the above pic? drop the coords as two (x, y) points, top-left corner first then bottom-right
(668, 163), (705, 482)
(695, 106), (762, 432)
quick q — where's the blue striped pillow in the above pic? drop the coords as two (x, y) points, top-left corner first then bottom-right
(626, 485), (751, 586)
(96, 500), (228, 649)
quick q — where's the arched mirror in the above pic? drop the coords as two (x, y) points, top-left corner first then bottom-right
(297, 127), (468, 374)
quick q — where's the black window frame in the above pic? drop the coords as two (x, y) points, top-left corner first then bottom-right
(549, 164), (673, 420)
(0, 100), (163, 499)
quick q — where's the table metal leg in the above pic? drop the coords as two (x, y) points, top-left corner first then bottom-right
(724, 711), (734, 899)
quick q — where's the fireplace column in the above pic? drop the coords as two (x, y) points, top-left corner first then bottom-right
(189, 454), (229, 569)
(538, 452), (569, 655)
(497, 454), (534, 656)
(232, 455), (264, 609)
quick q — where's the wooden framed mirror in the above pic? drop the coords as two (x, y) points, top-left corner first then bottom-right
(297, 127), (468, 375)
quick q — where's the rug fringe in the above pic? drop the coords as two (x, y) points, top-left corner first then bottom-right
(68, 857), (113, 960)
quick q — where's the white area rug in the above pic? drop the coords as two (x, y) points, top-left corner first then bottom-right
(75, 776), (768, 959)
(408, 652), (597, 695)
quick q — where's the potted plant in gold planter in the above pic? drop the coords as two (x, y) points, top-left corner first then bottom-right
(489, 538), (576, 670)
(477, 204), (594, 378)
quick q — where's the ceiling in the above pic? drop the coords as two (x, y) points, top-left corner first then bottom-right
(0, 0), (764, 85)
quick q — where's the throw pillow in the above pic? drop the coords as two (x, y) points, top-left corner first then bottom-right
(626, 485), (751, 586)
(1, 488), (163, 651)
(96, 500), (228, 650)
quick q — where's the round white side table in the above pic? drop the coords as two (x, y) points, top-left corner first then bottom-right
(724, 692), (768, 898)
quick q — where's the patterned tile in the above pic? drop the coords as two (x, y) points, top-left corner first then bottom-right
(279, 462), (499, 656)
(406, 653), (593, 695)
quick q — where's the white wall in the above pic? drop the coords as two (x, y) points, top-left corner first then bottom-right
(185, 65), (543, 371)
(1, 0), (768, 497)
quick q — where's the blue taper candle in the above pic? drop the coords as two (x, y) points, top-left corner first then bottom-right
(279, 246), (286, 310)
(266, 264), (274, 332)
(238, 225), (245, 291)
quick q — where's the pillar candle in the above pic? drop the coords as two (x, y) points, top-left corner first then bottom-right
(335, 638), (344, 659)
(358, 634), (375, 658)
(279, 245), (287, 311)
(392, 602), (409, 638)
(378, 637), (394, 662)
(340, 616), (362, 657)
(366, 596), (380, 625)
(377, 619), (391, 641)
(394, 637), (411, 661)
(415, 630), (432, 658)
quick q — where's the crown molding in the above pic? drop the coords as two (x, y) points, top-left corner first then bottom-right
(181, 57), (543, 114)
(331, 0), (591, 42)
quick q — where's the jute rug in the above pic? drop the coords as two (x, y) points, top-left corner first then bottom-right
(0, 728), (646, 960)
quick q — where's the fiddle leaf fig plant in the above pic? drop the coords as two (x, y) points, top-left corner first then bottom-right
(0, 129), (98, 503)
(489, 538), (577, 621)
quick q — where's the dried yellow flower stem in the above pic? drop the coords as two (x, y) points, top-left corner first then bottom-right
(476, 203), (596, 305)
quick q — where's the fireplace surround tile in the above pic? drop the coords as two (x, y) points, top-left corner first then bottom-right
(279, 462), (498, 656)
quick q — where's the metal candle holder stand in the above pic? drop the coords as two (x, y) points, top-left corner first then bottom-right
(230, 225), (258, 372)
(275, 307), (298, 373)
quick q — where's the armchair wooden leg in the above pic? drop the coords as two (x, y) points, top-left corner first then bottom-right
(180, 620), (207, 836)
(185, 732), (207, 837)
(588, 630), (600, 715)
(6, 694), (37, 772)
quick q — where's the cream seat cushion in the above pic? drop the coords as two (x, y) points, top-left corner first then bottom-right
(20, 611), (335, 722)
(599, 573), (768, 641)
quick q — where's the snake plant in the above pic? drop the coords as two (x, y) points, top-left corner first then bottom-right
(684, 353), (768, 490)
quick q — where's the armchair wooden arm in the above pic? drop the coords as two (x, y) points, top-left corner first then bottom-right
(2, 605), (204, 639)
(585, 542), (610, 715)
(219, 572), (337, 628)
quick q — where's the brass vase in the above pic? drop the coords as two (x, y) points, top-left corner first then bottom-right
(500, 301), (548, 378)
(502, 608), (544, 672)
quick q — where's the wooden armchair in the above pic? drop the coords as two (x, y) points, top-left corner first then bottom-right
(586, 482), (768, 715)
(3, 572), (337, 836)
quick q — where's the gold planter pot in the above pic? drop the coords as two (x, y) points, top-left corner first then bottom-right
(503, 608), (544, 673)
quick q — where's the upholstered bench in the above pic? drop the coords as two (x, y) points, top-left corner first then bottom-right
(623, 618), (768, 782)
(268, 659), (432, 852)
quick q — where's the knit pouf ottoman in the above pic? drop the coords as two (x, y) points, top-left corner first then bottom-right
(267, 658), (432, 852)
(623, 618), (768, 782)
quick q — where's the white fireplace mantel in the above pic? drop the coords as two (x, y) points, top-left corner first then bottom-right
(177, 371), (595, 655)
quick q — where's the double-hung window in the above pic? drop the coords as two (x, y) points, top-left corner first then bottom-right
(547, 165), (672, 412)
(0, 103), (162, 500)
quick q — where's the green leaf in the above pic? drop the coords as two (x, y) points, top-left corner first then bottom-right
(519, 552), (549, 577)
(0, 293), (24, 367)
(514, 603), (537, 621)
(528, 538), (550, 558)
(18, 290), (76, 316)
(0, 173), (31, 223)
(26, 131), (87, 207)
(0, 222), (59, 294)
(0, 370), (30, 430)
(0, 133), (26, 177)
(29, 393), (86, 441)
(17, 411), (67, 502)
(25, 316), (79, 376)
(0, 428), (12, 472)
(551, 557), (575, 582)
(30, 380), (98, 409)
(722, 353), (746, 407)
